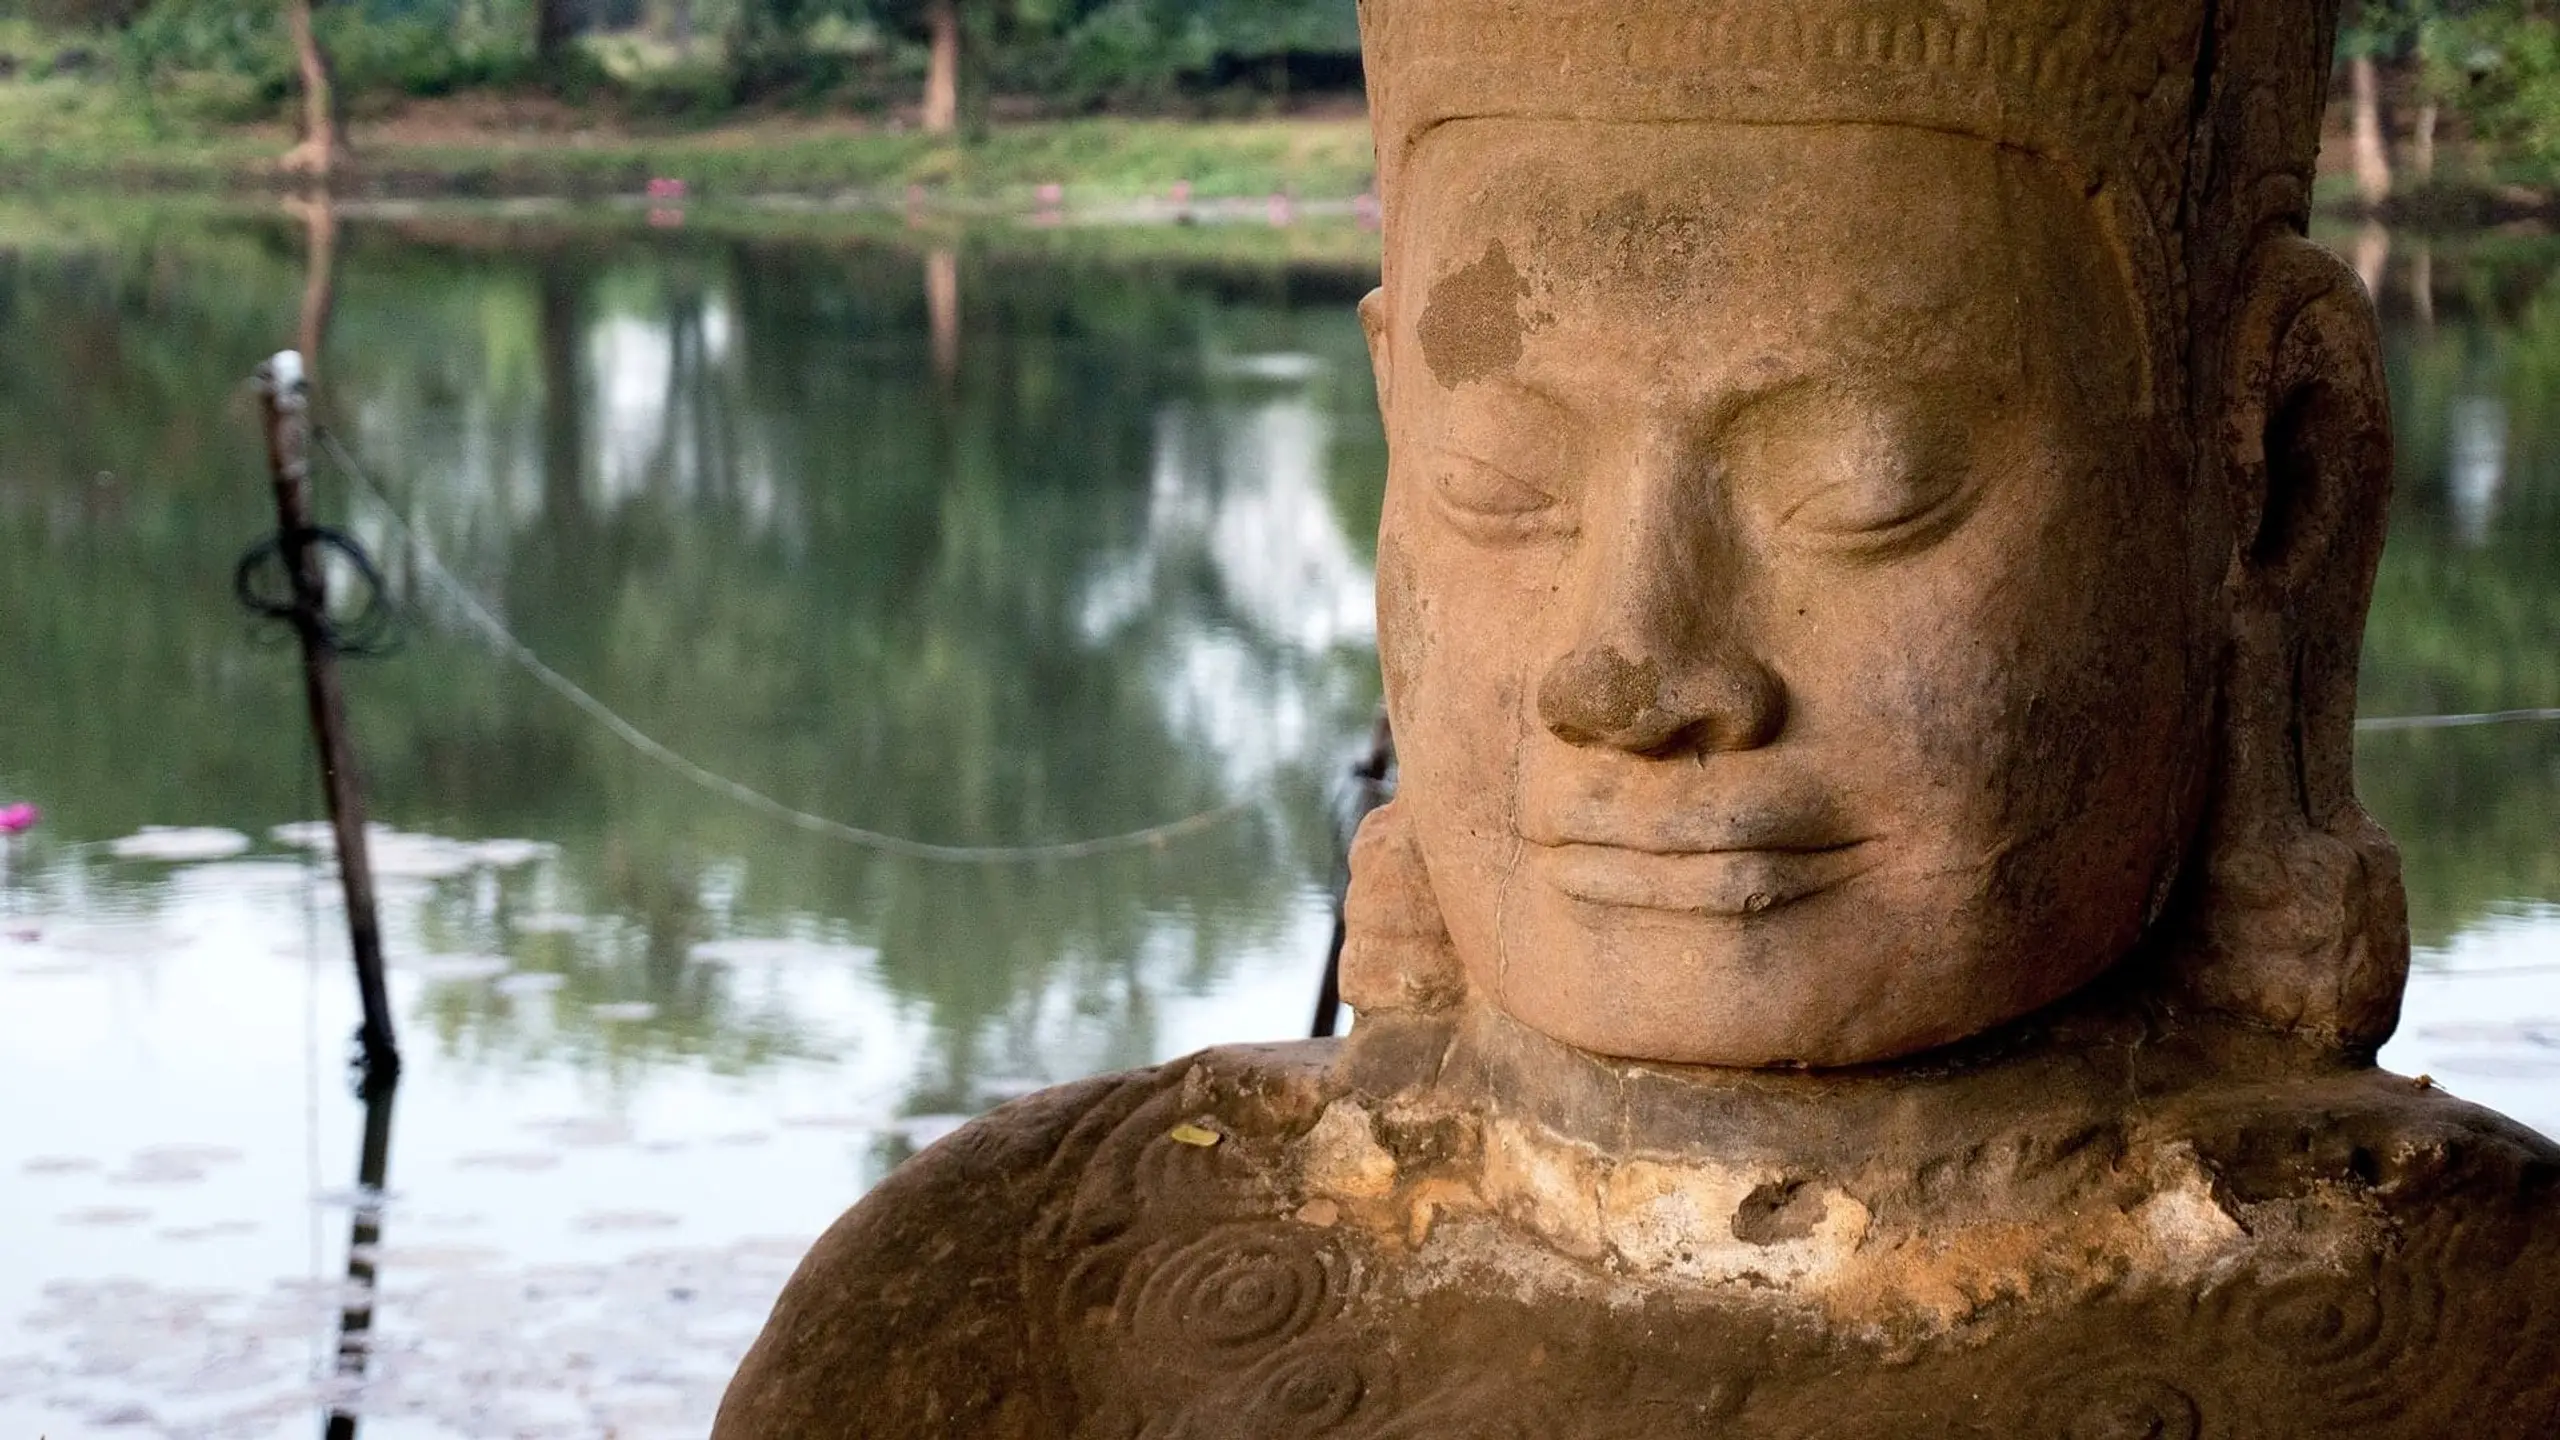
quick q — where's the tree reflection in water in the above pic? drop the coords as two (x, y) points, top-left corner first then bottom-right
(0, 204), (1390, 1094)
(2333, 220), (2560, 948)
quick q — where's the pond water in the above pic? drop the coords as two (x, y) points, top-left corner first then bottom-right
(0, 202), (2554, 1438)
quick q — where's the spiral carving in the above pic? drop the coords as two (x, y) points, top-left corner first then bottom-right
(2245, 1274), (2385, 1367)
(1060, 1235), (1147, 1333)
(2031, 1374), (2201, 1440)
(1244, 1345), (1371, 1435)
(1131, 1226), (1338, 1359)
(2210, 1251), (2444, 1427)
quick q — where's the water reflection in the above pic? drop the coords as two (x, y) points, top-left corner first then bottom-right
(2447, 393), (2507, 545)
(0, 202), (2556, 1436)
(2331, 218), (2560, 958)
(0, 203), (1389, 1436)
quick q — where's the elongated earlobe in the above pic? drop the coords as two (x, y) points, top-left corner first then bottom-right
(1360, 287), (1393, 417)
(1339, 799), (1464, 1019)
(2177, 235), (2407, 1056)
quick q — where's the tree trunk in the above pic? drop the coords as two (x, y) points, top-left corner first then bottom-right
(278, 0), (348, 179)
(294, 195), (340, 375)
(2350, 53), (2392, 209)
(2350, 221), (2390, 305)
(2414, 99), (2439, 186)
(923, 0), (959, 136)
(535, 0), (576, 77)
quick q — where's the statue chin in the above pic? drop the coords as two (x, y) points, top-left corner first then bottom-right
(714, 2), (2552, 1436)
(1474, 871), (2136, 1069)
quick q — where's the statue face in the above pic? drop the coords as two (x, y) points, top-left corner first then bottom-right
(1372, 121), (2211, 1067)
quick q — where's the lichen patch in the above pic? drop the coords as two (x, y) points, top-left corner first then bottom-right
(1417, 240), (1534, 387)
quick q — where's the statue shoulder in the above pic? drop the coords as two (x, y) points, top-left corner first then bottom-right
(2175, 1066), (2560, 1210)
(712, 1063), (1193, 1440)
(2174, 1068), (2560, 1309)
(715, 1041), (1342, 1439)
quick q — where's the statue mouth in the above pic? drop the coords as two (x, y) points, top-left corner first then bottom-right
(1522, 837), (1877, 917)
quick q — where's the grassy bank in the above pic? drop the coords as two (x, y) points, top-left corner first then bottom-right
(0, 188), (1388, 280)
(0, 67), (1379, 205)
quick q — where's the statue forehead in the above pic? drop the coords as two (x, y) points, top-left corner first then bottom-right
(1398, 121), (2040, 285)
(1389, 121), (2134, 404)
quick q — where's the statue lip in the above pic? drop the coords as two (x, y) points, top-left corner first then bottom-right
(1521, 836), (1876, 917)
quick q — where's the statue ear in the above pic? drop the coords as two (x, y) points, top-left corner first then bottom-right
(1339, 798), (1465, 1019)
(2177, 235), (2409, 1057)
(1360, 287), (1393, 416)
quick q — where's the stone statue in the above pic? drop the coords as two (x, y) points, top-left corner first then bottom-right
(718, 3), (2560, 1435)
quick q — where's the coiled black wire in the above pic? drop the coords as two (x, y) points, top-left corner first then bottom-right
(234, 525), (404, 659)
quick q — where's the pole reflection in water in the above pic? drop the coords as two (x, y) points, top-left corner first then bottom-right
(325, 1078), (397, 1440)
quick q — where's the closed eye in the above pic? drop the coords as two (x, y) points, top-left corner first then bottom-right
(1740, 387), (1986, 559)
(1427, 450), (1573, 543)
(1777, 465), (1972, 545)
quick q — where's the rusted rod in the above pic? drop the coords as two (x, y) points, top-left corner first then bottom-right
(256, 351), (400, 1089)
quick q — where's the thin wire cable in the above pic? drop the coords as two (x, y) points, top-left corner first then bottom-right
(235, 524), (404, 659)
(2358, 708), (2560, 733)
(314, 427), (1251, 865)
(2415, 961), (2560, 980)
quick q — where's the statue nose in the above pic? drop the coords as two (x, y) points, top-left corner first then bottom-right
(1537, 640), (1786, 756)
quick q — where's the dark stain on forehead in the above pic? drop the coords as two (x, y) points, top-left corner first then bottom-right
(1418, 240), (1533, 387)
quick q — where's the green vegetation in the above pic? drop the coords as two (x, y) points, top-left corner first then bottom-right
(0, 0), (1376, 198)
(26, 0), (2560, 209)
(2, 0), (1361, 111)
(2338, 1), (2560, 207)
(0, 91), (1378, 204)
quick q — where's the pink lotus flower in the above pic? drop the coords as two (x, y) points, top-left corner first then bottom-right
(646, 177), (689, 201)
(0, 804), (38, 836)
(1035, 182), (1065, 207)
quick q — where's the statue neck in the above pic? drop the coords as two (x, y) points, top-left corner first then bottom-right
(1354, 975), (2360, 1172)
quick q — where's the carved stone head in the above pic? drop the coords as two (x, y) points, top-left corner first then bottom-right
(1345, 0), (2408, 1068)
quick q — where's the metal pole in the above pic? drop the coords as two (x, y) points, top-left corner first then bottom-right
(324, 1077), (396, 1440)
(256, 351), (400, 1089)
